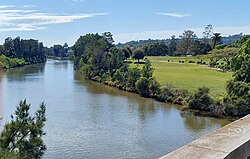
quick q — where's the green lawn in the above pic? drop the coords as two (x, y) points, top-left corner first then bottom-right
(146, 56), (233, 98)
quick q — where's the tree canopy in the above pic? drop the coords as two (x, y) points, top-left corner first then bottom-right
(0, 100), (47, 159)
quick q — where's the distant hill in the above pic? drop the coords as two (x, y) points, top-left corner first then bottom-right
(116, 33), (244, 48)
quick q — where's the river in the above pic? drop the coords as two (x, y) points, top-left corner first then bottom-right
(0, 59), (230, 159)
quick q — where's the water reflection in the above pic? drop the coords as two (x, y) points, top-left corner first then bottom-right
(5, 64), (45, 82)
(180, 112), (230, 133)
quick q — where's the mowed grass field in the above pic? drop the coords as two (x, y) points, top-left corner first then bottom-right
(146, 56), (233, 98)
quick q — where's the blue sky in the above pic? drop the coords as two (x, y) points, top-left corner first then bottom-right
(0, 0), (250, 46)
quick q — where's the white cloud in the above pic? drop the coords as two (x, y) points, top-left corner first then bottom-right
(0, 5), (15, 9)
(157, 12), (191, 18)
(113, 26), (250, 43)
(0, 5), (109, 32)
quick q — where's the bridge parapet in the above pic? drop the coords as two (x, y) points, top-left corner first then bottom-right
(160, 115), (250, 159)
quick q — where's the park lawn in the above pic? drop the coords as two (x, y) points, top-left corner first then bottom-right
(147, 56), (233, 98)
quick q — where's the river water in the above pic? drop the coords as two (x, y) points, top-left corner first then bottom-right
(0, 59), (230, 159)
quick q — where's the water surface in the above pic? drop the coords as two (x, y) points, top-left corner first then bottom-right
(0, 60), (230, 159)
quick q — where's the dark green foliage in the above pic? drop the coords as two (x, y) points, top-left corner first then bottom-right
(224, 81), (250, 116)
(126, 67), (141, 88)
(132, 48), (144, 62)
(144, 42), (168, 56)
(227, 34), (250, 48)
(177, 30), (197, 55)
(0, 148), (17, 159)
(187, 87), (213, 111)
(141, 59), (153, 78)
(168, 35), (177, 56)
(136, 77), (150, 97)
(212, 33), (222, 49)
(190, 41), (212, 55)
(157, 85), (189, 105)
(231, 39), (250, 82)
(122, 46), (132, 59)
(53, 44), (67, 57)
(2, 37), (47, 65)
(0, 100), (46, 159)
(148, 78), (161, 97)
(224, 39), (250, 116)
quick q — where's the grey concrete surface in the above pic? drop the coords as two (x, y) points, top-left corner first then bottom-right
(160, 115), (250, 159)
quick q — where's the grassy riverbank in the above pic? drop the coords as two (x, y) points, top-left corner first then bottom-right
(147, 56), (233, 98)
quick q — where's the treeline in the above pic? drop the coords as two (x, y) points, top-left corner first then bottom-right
(116, 25), (244, 58)
(46, 43), (72, 58)
(207, 34), (250, 70)
(121, 30), (213, 57)
(73, 32), (250, 118)
(0, 37), (47, 70)
(116, 32), (243, 51)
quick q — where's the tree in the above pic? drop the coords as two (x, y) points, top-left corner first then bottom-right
(177, 30), (197, 55)
(190, 40), (212, 55)
(136, 77), (150, 97)
(0, 100), (46, 159)
(141, 59), (154, 78)
(3, 37), (15, 58)
(149, 78), (160, 97)
(132, 48), (144, 62)
(168, 35), (177, 56)
(122, 46), (132, 60)
(203, 24), (213, 44)
(210, 48), (239, 66)
(102, 32), (114, 49)
(126, 67), (141, 88)
(144, 42), (168, 56)
(212, 33), (222, 49)
(224, 38), (250, 116)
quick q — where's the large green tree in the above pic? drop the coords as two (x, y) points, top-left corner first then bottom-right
(168, 35), (177, 56)
(132, 48), (144, 62)
(177, 30), (197, 54)
(144, 42), (168, 56)
(224, 38), (250, 116)
(0, 100), (47, 159)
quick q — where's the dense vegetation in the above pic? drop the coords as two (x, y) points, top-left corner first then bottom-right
(0, 100), (46, 159)
(116, 32), (243, 48)
(0, 37), (47, 70)
(223, 39), (250, 117)
(45, 43), (72, 59)
(73, 31), (250, 118)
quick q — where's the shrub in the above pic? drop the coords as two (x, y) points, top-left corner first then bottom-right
(187, 87), (213, 111)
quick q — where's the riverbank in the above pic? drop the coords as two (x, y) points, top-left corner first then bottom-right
(78, 66), (236, 121)
(47, 56), (70, 60)
(0, 54), (26, 70)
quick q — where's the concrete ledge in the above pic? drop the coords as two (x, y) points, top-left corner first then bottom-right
(160, 115), (250, 159)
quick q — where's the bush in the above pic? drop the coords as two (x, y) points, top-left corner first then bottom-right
(157, 85), (189, 104)
(187, 87), (213, 111)
(136, 77), (150, 97)
(224, 80), (250, 117)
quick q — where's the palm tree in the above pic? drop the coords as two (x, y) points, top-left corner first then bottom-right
(212, 33), (222, 49)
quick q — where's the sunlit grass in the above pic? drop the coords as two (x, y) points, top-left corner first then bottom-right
(130, 56), (233, 98)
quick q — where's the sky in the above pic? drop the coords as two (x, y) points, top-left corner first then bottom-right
(0, 0), (250, 46)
